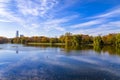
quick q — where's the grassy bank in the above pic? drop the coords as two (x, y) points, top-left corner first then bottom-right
(27, 43), (65, 46)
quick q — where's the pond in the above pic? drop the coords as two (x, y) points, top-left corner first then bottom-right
(0, 44), (120, 80)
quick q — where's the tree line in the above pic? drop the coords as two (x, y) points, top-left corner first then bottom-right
(8, 33), (120, 47)
(0, 33), (119, 47)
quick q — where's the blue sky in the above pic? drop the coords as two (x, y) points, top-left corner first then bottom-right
(0, 0), (120, 38)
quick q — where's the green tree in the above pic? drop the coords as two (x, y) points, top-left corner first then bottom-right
(116, 33), (120, 47)
(93, 36), (103, 46)
(59, 35), (65, 43)
(65, 32), (72, 46)
(72, 35), (82, 46)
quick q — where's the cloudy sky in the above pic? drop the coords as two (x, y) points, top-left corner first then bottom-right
(0, 0), (120, 38)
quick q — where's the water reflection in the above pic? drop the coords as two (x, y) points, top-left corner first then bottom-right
(93, 45), (102, 53)
(15, 46), (19, 54)
(27, 44), (120, 56)
(0, 44), (120, 80)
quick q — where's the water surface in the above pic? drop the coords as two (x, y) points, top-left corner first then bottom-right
(0, 44), (120, 80)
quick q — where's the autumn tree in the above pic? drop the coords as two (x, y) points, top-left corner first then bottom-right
(102, 34), (116, 45)
(81, 35), (93, 44)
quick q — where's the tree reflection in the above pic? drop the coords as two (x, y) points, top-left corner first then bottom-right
(93, 45), (102, 53)
(64, 45), (93, 53)
(25, 44), (120, 56)
(101, 46), (120, 56)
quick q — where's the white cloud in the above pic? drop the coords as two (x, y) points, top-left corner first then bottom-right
(0, 0), (120, 37)
(41, 16), (78, 32)
(91, 7), (120, 19)
(71, 7), (120, 29)
(43, 24), (65, 32)
(16, 0), (58, 16)
(72, 21), (120, 36)
(44, 18), (69, 24)
(0, 0), (78, 36)
(0, 0), (65, 33)
(0, 0), (24, 23)
(0, 19), (12, 22)
(0, 0), (10, 3)
(71, 19), (105, 28)
(70, 6), (120, 35)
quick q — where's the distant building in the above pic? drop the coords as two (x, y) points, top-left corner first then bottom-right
(20, 34), (24, 38)
(16, 31), (19, 38)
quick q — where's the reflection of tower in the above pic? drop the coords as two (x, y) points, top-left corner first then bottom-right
(16, 31), (19, 38)
(16, 46), (19, 54)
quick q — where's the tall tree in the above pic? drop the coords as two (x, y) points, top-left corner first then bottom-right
(93, 36), (103, 46)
